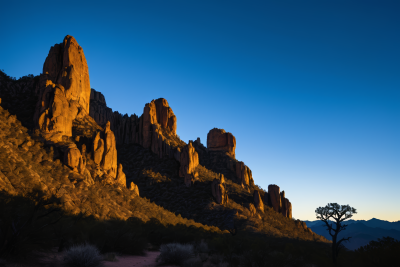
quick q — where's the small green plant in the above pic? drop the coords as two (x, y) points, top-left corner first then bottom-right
(62, 244), (103, 267)
(156, 243), (194, 265)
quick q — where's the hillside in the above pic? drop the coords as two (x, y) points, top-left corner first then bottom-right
(0, 35), (335, 266)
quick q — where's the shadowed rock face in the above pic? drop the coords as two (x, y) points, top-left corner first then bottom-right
(34, 35), (91, 140)
(268, 184), (281, 213)
(211, 174), (229, 204)
(207, 128), (236, 158)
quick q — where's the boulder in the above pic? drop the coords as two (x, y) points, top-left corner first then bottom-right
(268, 184), (281, 213)
(64, 145), (86, 175)
(34, 35), (91, 137)
(253, 190), (264, 212)
(207, 128), (236, 158)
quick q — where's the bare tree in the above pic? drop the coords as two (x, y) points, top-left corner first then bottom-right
(315, 203), (357, 265)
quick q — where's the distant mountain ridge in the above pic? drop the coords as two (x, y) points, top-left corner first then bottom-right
(304, 218), (400, 250)
(304, 218), (400, 231)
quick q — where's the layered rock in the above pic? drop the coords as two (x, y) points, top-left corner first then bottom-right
(253, 190), (264, 212)
(207, 128), (236, 158)
(211, 174), (229, 204)
(179, 141), (199, 187)
(34, 35), (91, 141)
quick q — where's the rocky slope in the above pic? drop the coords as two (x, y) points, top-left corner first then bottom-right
(0, 35), (327, 243)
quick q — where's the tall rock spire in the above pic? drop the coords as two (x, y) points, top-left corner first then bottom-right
(34, 35), (91, 141)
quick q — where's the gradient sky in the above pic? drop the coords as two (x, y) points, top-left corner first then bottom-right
(1, 1), (399, 222)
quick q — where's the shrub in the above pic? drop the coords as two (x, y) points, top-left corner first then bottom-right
(62, 244), (103, 267)
(157, 243), (194, 265)
(195, 240), (209, 254)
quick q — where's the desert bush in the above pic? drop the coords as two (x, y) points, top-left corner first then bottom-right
(62, 244), (103, 267)
(195, 240), (209, 254)
(157, 243), (194, 265)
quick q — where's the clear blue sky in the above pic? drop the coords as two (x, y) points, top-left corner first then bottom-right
(1, 1), (399, 222)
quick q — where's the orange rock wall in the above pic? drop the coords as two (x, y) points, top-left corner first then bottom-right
(207, 128), (236, 158)
(34, 35), (91, 138)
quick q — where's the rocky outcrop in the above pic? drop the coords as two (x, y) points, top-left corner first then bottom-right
(116, 163), (126, 187)
(143, 98), (177, 148)
(268, 184), (282, 213)
(280, 191), (292, 219)
(129, 181), (139, 196)
(34, 35), (91, 141)
(64, 145), (86, 174)
(263, 185), (292, 218)
(91, 121), (118, 177)
(211, 174), (228, 204)
(90, 90), (182, 159)
(207, 128), (236, 158)
(253, 190), (264, 212)
(179, 141), (199, 187)
(235, 161), (253, 188)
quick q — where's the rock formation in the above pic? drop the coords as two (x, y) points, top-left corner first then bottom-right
(235, 161), (253, 188)
(116, 163), (126, 187)
(129, 181), (139, 196)
(253, 190), (264, 212)
(179, 141), (199, 187)
(90, 89), (182, 159)
(34, 35), (91, 141)
(262, 185), (292, 218)
(29, 36), (127, 189)
(268, 184), (282, 213)
(91, 121), (118, 177)
(207, 128), (236, 158)
(211, 174), (228, 204)
(280, 191), (292, 219)
(246, 203), (256, 216)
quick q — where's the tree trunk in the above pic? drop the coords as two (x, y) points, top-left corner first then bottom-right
(332, 235), (337, 264)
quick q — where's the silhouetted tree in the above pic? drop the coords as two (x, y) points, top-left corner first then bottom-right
(315, 203), (357, 265)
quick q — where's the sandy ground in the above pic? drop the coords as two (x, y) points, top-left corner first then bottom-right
(6, 251), (179, 267)
(103, 251), (178, 267)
